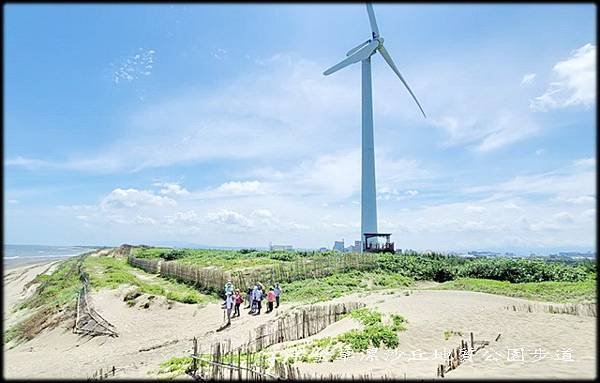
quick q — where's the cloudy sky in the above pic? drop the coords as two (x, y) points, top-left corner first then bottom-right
(4, 4), (596, 253)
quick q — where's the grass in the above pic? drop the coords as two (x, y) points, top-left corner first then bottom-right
(132, 247), (294, 271)
(157, 356), (193, 378)
(18, 256), (82, 311)
(283, 270), (412, 303)
(83, 255), (216, 305)
(285, 308), (408, 358)
(435, 277), (597, 303)
(5, 256), (85, 344)
(337, 308), (404, 352)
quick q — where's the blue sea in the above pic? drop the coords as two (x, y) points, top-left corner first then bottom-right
(3, 244), (99, 269)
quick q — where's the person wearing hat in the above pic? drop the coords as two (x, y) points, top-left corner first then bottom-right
(224, 280), (234, 298)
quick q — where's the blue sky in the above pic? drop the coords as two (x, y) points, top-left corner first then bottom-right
(4, 4), (596, 253)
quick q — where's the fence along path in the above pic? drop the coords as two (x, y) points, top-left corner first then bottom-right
(73, 257), (118, 337)
(189, 301), (366, 380)
(128, 252), (377, 294)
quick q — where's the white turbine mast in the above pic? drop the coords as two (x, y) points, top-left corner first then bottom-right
(323, 2), (426, 252)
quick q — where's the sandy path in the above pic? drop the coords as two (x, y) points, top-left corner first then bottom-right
(288, 290), (596, 379)
(3, 282), (293, 379)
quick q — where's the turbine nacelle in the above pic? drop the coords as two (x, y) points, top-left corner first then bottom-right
(323, 3), (426, 118)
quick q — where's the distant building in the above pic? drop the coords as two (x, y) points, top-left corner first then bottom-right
(318, 247), (328, 252)
(468, 251), (500, 257)
(558, 251), (596, 258)
(333, 240), (345, 252)
(269, 242), (293, 251)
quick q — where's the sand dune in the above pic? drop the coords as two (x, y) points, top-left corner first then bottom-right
(3, 260), (596, 379)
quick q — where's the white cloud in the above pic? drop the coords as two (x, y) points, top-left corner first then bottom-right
(7, 199), (19, 204)
(134, 215), (157, 225)
(531, 43), (596, 111)
(474, 112), (540, 152)
(520, 73), (537, 86)
(100, 188), (176, 210)
(465, 206), (485, 213)
(432, 111), (539, 153)
(215, 181), (264, 196)
(5, 156), (54, 170)
(112, 48), (155, 84)
(155, 182), (190, 196)
(377, 188), (419, 201)
(212, 48), (227, 60)
(205, 209), (253, 228)
(573, 157), (595, 168)
(562, 195), (595, 205)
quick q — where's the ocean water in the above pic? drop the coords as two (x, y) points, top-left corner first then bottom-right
(3, 244), (98, 269)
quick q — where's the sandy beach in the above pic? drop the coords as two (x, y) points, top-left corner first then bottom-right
(3, 257), (596, 379)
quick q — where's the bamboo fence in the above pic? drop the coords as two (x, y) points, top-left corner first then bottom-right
(128, 252), (377, 295)
(189, 301), (365, 380)
(127, 254), (161, 274)
(436, 332), (489, 378)
(87, 365), (118, 380)
(504, 302), (597, 317)
(73, 261), (118, 338)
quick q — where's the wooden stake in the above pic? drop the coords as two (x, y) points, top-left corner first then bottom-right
(470, 332), (474, 349)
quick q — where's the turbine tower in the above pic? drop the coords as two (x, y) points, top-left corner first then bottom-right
(323, 3), (426, 251)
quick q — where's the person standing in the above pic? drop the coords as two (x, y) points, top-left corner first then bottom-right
(249, 284), (259, 314)
(266, 287), (276, 313)
(254, 284), (263, 315)
(224, 280), (234, 298)
(274, 283), (282, 308)
(233, 289), (243, 318)
(224, 291), (234, 325)
(245, 286), (252, 309)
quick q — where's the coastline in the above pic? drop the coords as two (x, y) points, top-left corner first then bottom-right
(3, 256), (72, 272)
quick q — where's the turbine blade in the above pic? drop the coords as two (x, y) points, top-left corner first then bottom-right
(346, 40), (371, 57)
(378, 45), (427, 118)
(323, 40), (379, 75)
(366, 3), (380, 37)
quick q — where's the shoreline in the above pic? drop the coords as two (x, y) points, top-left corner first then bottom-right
(3, 256), (71, 272)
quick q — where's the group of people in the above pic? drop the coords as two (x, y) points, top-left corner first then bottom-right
(222, 280), (282, 325)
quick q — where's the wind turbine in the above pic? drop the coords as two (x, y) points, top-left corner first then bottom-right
(323, 3), (426, 252)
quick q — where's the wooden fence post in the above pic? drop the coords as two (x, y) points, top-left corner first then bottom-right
(192, 337), (198, 373)
(470, 332), (474, 350)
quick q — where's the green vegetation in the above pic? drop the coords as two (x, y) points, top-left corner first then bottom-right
(5, 256), (85, 344)
(283, 271), (412, 303)
(375, 253), (593, 283)
(84, 255), (215, 304)
(131, 246), (596, 304)
(443, 330), (462, 341)
(279, 308), (407, 363)
(18, 256), (82, 311)
(390, 314), (407, 332)
(157, 356), (194, 378)
(132, 247), (336, 270)
(336, 308), (405, 352)
(436, 277), (596, 303)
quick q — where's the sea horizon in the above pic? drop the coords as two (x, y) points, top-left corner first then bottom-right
(3, 244), (100, 270)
